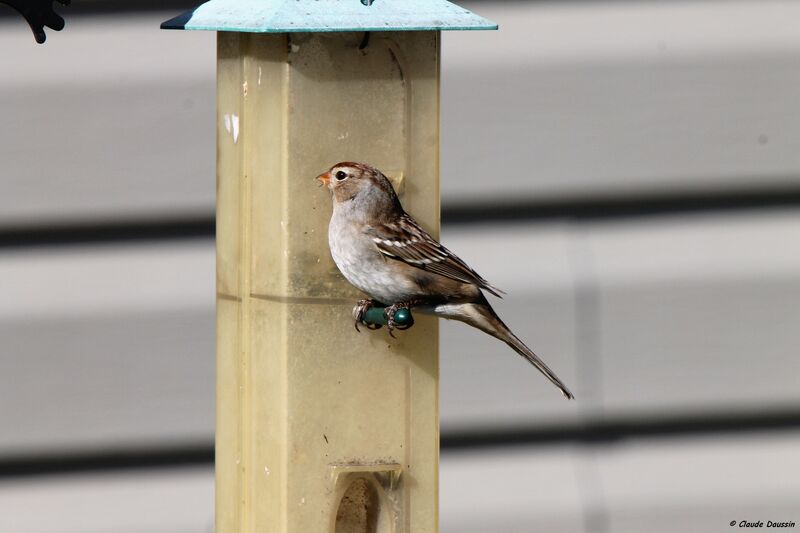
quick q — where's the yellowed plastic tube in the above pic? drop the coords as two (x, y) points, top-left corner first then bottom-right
(216, 31), (441, 533)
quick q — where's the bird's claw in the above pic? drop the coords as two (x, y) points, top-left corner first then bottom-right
(384, 303), (414, 337)
(352, 299), (382, 332)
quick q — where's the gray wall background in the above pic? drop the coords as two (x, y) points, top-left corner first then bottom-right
(2, 1), (799, 532)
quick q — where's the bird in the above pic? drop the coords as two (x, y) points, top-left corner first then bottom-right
(317, 162), (574, 400)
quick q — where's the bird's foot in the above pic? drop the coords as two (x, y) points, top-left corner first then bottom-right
(353, 299), (382, 332)
(384, 301), (417, 338)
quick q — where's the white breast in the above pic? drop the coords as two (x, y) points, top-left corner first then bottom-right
(328, 209), (417, 304)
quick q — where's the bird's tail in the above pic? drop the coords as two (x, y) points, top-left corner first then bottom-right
(442, 299), (575, 400)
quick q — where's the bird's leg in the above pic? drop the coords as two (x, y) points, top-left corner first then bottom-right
(352, 298), (382, 332)
(384, 299), (424, 337)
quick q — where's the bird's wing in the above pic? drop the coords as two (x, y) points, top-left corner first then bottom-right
(366, 213), (505, 297)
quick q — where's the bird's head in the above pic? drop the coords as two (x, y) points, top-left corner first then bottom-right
(317, 162), (402, 217)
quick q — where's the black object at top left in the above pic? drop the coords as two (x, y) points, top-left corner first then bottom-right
(1, 0), (70, 43)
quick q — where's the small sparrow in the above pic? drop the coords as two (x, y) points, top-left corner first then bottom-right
(317, 162), (574, 400)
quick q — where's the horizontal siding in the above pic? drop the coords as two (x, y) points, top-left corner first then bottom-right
(3, 3), (799, 531)
(4, 2), (800, 224)
(2, 211), (799, 453)
(0, 466), (214, 533)
(441, 431), (800, 533)
(2, 431), (799, 533)
(443, 0), (800, 201)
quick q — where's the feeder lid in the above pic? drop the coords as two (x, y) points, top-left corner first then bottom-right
(161, 0), (497, 33)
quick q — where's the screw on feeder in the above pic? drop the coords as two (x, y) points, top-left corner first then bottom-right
(358, 31), (370, 50)
(358, 0), (377, 48)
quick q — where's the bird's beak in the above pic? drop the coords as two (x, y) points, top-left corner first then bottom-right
(316, 172), (330, 186)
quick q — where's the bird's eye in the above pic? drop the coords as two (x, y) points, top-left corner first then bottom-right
(335, 170), (347, 181)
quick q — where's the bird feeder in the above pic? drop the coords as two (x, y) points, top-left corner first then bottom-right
(162, 2), (496, 531)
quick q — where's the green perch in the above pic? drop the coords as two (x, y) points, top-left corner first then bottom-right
(362, 306), (414, 329)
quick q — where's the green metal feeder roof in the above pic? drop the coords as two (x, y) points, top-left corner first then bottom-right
(161, 0), (497, 33)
